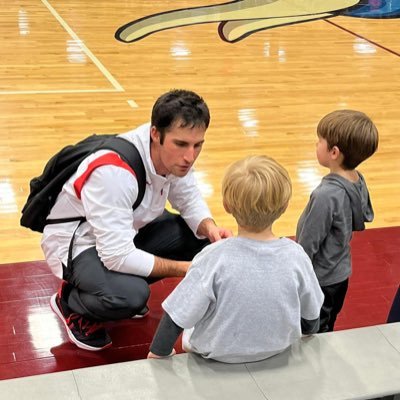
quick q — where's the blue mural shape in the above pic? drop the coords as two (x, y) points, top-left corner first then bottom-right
(343, 0), (400, 17)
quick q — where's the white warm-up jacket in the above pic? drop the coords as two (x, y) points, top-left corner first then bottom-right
(41, 123), (212, 279)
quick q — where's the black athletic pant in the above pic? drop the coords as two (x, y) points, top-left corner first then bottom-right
(63, 210), (210, 321)
(318, 279), (349, 333)
(387, 285), (400, 323)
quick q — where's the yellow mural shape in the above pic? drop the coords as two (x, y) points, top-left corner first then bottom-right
(116, 0), (359, 43)
(221, 14), (332, 42)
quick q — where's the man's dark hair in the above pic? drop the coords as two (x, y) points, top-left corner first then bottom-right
(151, 89), (210, 144)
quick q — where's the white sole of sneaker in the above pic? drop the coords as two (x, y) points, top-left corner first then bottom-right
(50, 293), (112, 352)
(131, 306), (150, 319)
(131, 312), (150, 319)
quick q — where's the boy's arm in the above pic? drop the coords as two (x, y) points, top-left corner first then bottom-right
(148, 312), (183, 359)
(301, 317), (320, 335)
(148, 250), (215, 359)
(298, 249), (325, 335)
(296, 190), (333, 261)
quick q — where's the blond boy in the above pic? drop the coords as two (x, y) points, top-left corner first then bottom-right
(148, 155), (324, 363)
(296, 110), (379, 332)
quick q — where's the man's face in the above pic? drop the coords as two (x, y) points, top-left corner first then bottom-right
(150, 120), (206, 177)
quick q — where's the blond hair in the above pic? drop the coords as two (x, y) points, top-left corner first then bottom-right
(317, 110), (378, 169)
(222, 155), (292, 232)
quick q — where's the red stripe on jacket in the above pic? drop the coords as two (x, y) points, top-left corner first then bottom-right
(74, 153), (136, 199)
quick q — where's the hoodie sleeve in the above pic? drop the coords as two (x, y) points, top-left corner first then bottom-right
(296, 187), (335, 263)
(356, 172), (374, 228)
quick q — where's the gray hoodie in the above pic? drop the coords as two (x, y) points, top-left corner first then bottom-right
(296, 172), (373, 286)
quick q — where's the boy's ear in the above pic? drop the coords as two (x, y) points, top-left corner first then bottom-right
(330, 145), (341, 160)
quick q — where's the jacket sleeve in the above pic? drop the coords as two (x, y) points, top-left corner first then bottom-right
(80, 164), (154, 276)
(296, 188), (334, 263)
(168, 170), (212, 237)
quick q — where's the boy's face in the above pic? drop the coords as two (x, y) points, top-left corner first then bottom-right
(316, 136), (331, 168)
(150, 120), (205, 177)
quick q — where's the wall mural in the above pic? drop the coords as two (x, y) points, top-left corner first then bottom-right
(115, 0), (400, 44)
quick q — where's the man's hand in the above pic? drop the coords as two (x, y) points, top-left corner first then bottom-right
(147, 349), (176, 359)
(197, 218), (233, 243)
(206, 225), (232, 243)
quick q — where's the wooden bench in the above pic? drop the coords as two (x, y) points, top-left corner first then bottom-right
(1, 323), (399, 400)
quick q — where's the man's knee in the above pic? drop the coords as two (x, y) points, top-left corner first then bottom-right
(98, 282), (150, 319)
(126, 282), (150, 311)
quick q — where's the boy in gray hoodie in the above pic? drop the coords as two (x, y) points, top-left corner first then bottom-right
(296, 110), (379, 332)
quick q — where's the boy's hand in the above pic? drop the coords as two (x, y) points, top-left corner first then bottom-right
(147, 348), (176, 359)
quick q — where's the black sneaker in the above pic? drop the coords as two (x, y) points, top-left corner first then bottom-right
(131, 305), (150, 319)
(50, 281), (112, 351)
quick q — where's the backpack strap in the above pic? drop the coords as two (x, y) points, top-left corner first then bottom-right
(73, 153), (136, 199)
(100, 137), (146, 210)
(67, 218), (87, 270)
(45, 136), (146, 226)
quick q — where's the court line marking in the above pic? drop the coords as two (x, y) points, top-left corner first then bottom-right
(0, 0), (125, 95)
(127, 99), (139, 108)
(325, 18), (400, 58)
(1, 1), (126, 95)
(40, 0), (124, 92)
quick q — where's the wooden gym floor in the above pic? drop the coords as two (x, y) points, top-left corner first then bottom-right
(0, 0), (399, 380)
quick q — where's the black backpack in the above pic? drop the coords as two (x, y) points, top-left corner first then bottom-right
(20, 134), (146, 233)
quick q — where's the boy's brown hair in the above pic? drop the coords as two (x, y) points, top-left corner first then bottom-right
(317, 110), (378, 170)
(222, 155), (292, 232)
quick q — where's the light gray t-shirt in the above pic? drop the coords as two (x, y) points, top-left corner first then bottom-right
(163, 236), (324, 363)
